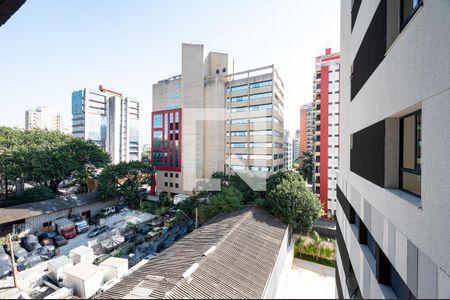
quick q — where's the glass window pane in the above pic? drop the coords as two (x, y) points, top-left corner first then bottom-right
(153, 114), (163, 128)
(402, 171), (421, 196)
(416, 112), (421, 169)
(402, 115), (415, 169)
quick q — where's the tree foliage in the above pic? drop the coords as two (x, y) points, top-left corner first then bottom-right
(299, 151), (314, 183)
(264, 171), (322, 230)
(98, 157), (154, 209)
(0, 127), (111, 197)
(211, 171), (259, 204)
(197, 186), (243, 225)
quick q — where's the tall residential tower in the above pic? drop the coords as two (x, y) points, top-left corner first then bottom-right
(72, 86), (141, 164)
(313, 49), (341, 218)
(337, 1), (450, 299)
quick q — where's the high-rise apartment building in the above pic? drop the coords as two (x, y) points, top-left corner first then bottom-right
(312, 49), (341, 218)
(299, 103), (314, 155)
(152, 43), (284, 195)
(72, 86), (141, 164)
(292, 129), (300, 161)
(25, 106), (67, 133)
(337, 1), (450, 299)
(284, 130), (293, 170)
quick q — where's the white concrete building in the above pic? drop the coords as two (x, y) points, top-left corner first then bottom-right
(337, 1), (450, 299)
(25, 106), (68, 133)
(284, 130), (292, 170)
(72, 86), (141, 164)
(292, 129), (300, 161)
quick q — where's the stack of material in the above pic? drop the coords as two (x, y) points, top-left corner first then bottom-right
(69, 245), (94, 265)
(63, 263), (103, 299)
(99, 257), (129, 282)
(47, 255), (73, 283)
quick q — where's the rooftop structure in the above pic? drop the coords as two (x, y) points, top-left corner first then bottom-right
(97, 206), (291, 299)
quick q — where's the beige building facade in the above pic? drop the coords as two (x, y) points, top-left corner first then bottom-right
(152, 43), (285, 195)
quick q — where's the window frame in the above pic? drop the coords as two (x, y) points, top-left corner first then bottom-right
(400, 0), (423, 32)
(399, 110), (421, 197)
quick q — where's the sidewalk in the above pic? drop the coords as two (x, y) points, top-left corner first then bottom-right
(275, 258), (336, 299)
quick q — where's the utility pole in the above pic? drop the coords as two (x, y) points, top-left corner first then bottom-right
(195, 207), (198, 229)
(8, 234), (18, 288)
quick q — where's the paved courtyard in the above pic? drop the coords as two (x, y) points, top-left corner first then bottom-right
(276, 258), (336, 299)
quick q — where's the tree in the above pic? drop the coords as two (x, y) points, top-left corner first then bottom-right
(209, 186), (243, 214)
(265, 171), (323, 230)
(98, 158), (154, 209)
(20, 130), (111, 193)
(0, 127), (111, 196)
(0, 127), (22, 199)
(211, 171), (259, 204)
(299, 151), (314, 183)
(196, 186), (243, 225)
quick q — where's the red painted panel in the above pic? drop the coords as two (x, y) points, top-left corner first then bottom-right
(320, 65), (329, 216)
(151, 108), (182, 172)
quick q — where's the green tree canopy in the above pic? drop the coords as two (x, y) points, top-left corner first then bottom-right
(98, 157), (154, 209)
(265, 171), (323, 230)
(0, 127), (111, 195)
(299, 151), (314, 183)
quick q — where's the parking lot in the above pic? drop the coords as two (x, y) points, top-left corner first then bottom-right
(0, 209), (160, 297)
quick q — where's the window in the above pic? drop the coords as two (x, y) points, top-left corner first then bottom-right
(175, 173), (179, 178)
(230, 118), (248, 125)
(249, 92), (272, 100)
(164, 182), (168, 187)
(222, 68), (226, 73)
(231, 143), (247, 148)
(175, 183), (179, 188)
(400, 0), (423, 30)
(400, 110), (421, 196)
(230, 95), (248, 103)
(216, 69), (219, 74)
(170, 182), (173, 187)
(43, 221), (52, 228)
(249, 80), (272, 89)
(170, 173), (173, 178)
(249, 116), (272, 123)
(153, 114), (163, 128)
(230, 106), (248, 113)
(230, 85), (248, 92)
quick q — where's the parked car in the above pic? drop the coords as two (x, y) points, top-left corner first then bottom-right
(30, 246), (55, 260)
(21, 235), (40, 252)
(14, 247), (28, 260)
(100, 206), (116, 217)
(52, 235), (68, 248)
(38, 231), (57, 242)
(115, 203), (128, 212)
(40, 238), (54, 247)
(16, 255), (42, 272)
(75, 220), (90, 234)
(88, 225), (109, 238)
(137, 224), (153, 235)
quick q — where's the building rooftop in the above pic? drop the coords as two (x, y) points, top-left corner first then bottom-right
(96, 206), (287, 299)
(0, 192), (100, 224)
(63, 263), (101, 280)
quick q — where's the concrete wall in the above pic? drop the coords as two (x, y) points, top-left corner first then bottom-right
(24, 199), (117, 233)
(339, 0), (450, 298)
(263, 226), (294, 299)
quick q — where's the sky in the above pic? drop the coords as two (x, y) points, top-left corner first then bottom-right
(0, 0), (340, 144)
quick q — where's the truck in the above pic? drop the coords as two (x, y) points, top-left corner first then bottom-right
(53, 218), (77, 239)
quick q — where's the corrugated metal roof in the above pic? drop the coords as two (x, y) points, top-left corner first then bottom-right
(96, 206), (287, 299)
(0, 192), (100, 224)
